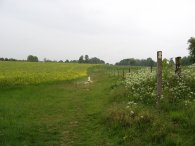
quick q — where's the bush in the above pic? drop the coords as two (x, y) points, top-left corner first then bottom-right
(27, 55), (38, 62)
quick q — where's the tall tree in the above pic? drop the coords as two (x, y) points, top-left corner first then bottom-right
(78, 55), (84, 63)
(27, 55), (38, 62)
(65, 59), (69, 63)
(85, 55), (89, 63)
(146, 58), (154, 66)
(188, 37), (195, 63)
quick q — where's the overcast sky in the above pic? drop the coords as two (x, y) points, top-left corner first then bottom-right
(0, 0), (195, 63)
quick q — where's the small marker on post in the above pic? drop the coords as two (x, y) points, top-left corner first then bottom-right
(88, 76), (91, 82)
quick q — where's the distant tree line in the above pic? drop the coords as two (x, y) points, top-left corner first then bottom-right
(0, 57), (18, 61)
(115, 58), (156, 66)
(44, 59), (78, 63)
(78, 55), (105, 64)
(181, 56), (193, 66)
(115, 56), (194, 67)
(1, 36), (195, 65)
(1, 55), (192, 66)
(42, 55), (105, 64)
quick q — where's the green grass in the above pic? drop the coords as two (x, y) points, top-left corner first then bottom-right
(0, 62), (194, 146)
(0, 63), (117, 146)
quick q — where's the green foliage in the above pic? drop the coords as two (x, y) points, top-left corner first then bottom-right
(27, 55), (38, 62)
(0, 57), (17, 61)
(88, 57), (105, 64)
(79, 55), (105, 64)
(105, 66), (195, 146)
(162, 58), (172, 80)
(105, 103), (154, 127)
(116, 57), (156, 66)
(84, 55), (89, 63)
(78, 55), (84, 63)
(169, 58), (175, 67)
(188, 37), (195, 63)
(125, 69), (156, 104)
(181, 56), (193, 66)
(65, 59), (69, 63)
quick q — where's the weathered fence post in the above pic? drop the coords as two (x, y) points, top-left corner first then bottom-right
(129, 67), (131, 73)
(175, 57), (181, 77)
(151, 65), (153, 73)
(156, 51), (162, 109)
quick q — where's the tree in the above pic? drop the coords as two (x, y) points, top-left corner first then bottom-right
(27, 55), (38, 62)
(181, 56), (192, 66)
(0, 58), (4, 61)
(78, 55), (84, 63)
(188, 37), (195, 63)
(85, 55), (89, 63)
(65, 59), (69, 63)
(88, 57), (105, 64)
(146, 58), (154, 66)
(169, 58), (175, 67)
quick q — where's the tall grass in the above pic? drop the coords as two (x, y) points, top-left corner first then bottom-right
(104, 65), (195, 146)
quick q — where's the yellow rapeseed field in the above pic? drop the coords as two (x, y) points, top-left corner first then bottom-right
(0, 61), (94, 87)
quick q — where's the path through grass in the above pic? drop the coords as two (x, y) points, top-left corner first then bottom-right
(0, 68), (116, 146)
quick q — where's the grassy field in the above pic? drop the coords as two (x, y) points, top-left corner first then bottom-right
(0, 62), (195, 146)
(0, 62), (115, 146)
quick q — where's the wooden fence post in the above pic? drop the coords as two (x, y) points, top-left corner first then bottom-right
(156, 51), (162, 109)
(129, 67), (131, 73)
(175, 57), (181, 77)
